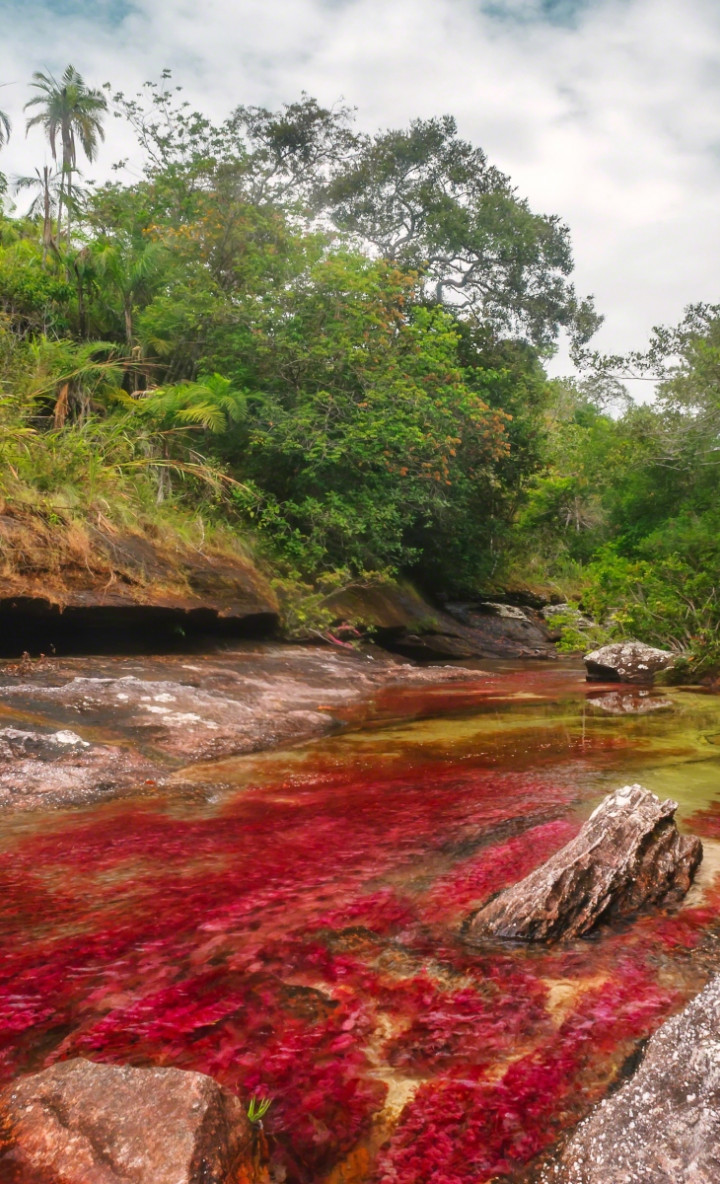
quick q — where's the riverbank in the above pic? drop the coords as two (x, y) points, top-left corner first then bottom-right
(0, 643), (489, 811)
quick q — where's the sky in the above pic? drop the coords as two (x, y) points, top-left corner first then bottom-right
(0, 0), (718, 382)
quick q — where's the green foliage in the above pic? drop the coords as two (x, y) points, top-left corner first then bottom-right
(222, 253), (510, 581)
(247, 1096), (272, 1124)
(0, 71), (602, 619)
(509, 308), (720, 676)
(134, 374), (247, 435)
(9, 65), (720, 676)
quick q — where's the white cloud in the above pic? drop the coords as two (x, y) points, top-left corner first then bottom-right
(1, 0), (719, 385)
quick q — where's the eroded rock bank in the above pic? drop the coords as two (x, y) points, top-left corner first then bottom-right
(324, 581), (555, 661)
(0, 644), (481, 810)
(545, 973), (720, 1184)
(0, 512), (280, 656)
(467, 785), (702, 943)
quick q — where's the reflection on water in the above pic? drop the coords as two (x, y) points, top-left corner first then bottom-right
(2, 661), (720, 1183)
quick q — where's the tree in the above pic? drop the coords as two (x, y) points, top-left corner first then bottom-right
(88, 235), (168, 349)
(228, 94), (358, 206)
(24, 65), (107, 242)
(323, 116), (600, 351)
(15, 166), (61, 261)
(228, 251), (509, 582)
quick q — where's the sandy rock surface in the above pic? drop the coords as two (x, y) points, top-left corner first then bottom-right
(0, 1058), (257, 1184)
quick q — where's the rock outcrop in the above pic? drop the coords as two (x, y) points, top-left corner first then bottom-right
(0, 645), (481, 809)
(0, 1058), (259, 1184)
(584, 641), (677, 684)
(323, 581), (555, 660)
(545, 974), (720, 1183)
(466, 785), (702, 943)
(0, 512), (279, 655)
(0, 725), (155, 810)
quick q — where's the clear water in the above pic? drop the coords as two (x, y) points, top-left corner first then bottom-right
(1, 659), (720, 1183)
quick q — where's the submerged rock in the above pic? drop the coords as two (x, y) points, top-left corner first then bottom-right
(0, 1058), (257, 1184)
(466, 785), (702, 943)
(0, 725), (155, 810)
(586, 690), (673, 715)
(546, 974), (720, 1183)
(584, 641), (677, 684)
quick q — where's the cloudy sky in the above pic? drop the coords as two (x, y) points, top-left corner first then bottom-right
(0, 0), (718, 379)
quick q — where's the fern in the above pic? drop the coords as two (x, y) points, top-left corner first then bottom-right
(137, 373), (247, 434)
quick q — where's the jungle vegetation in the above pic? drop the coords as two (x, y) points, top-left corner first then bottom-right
(1, 69), (718, 669)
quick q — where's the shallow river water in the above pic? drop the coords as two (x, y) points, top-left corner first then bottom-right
(2, 657), (720, 1183)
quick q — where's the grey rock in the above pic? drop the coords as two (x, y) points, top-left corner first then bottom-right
(466, 785), (701, 943)
(545, 974), (720, 1183)
(584, 641), (677, 684)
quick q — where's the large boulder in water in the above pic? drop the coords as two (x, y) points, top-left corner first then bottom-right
(466, 785), (702, 943)
(0, 1058), (259, 1184)
(545, 973), (720, 1183)
(584, 641), (677, 683)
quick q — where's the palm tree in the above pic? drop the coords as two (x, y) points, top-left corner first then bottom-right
(24, 65), (107, 242)
(0, 106), (10, 149)
(91, 236), (168, 349)
(15, 165), (61, 261)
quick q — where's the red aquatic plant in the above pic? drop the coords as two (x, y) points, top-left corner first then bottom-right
(375, 962), (678, 1184)
(0, 730), (714, 1184)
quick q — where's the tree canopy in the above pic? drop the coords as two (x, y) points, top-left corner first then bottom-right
(5, 68), (720, 673)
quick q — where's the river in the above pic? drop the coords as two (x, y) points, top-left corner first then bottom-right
(1, 653), (719, 1183)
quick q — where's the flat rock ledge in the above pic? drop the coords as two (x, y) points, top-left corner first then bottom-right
(0, 1058), (261, 1184)
(466, 785), (702, 943)
(544, 973), (720, 1183)
(584, 641), (677, 684)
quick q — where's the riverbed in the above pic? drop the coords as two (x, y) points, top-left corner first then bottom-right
(1, 651), (719, 1183)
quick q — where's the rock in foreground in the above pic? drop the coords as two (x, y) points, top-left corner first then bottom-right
(546, 974), (720, 1183)
(584, 641), (676, 683)
(0, 1058), (257, 1184)
(467, 785), (701, 943)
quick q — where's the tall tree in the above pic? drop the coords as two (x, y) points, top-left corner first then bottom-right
(24, 65), (107, 242)
(323, 116), (599, 351)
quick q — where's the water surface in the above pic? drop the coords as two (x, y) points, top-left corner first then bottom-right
(2, 658), (720, 1183)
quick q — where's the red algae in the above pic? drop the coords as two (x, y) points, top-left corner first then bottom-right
(374, 964), (679, 1184)
(0, 677), (718, 1184)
